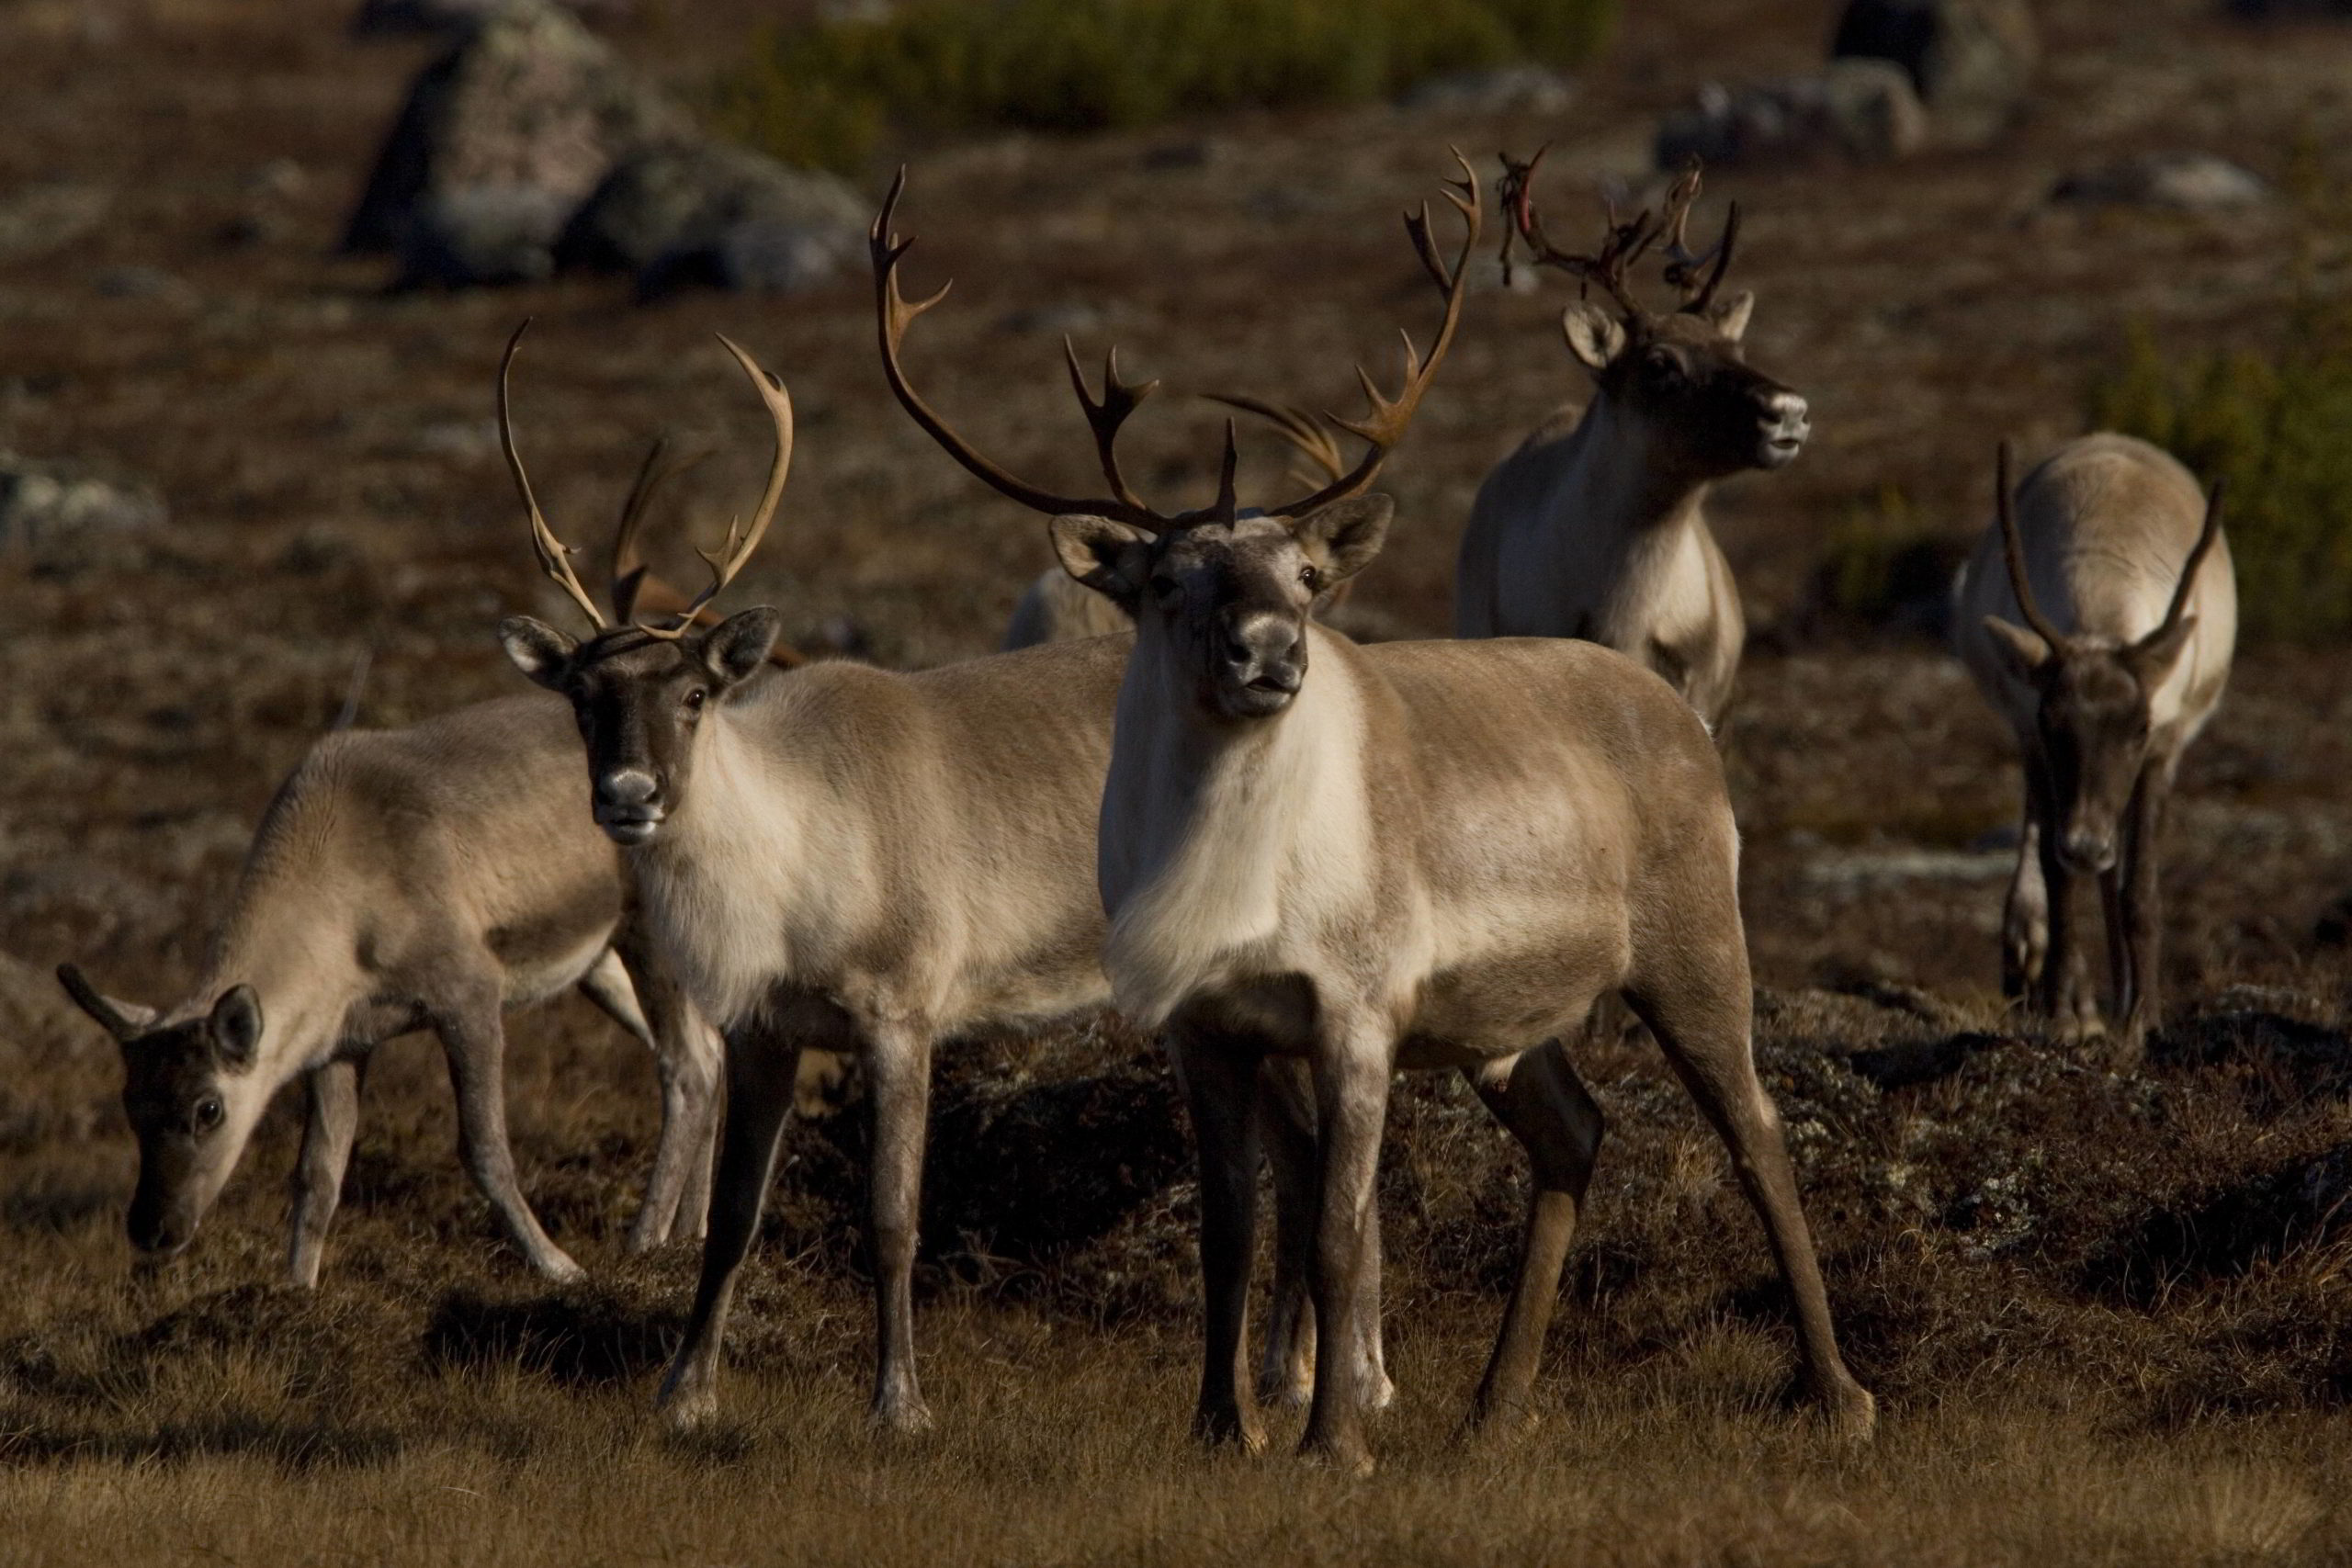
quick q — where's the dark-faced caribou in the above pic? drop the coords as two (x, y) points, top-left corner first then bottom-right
(54, 688), (724, 1288)
(887, 155), (1873, 1471)
(1952, 434), (2234, 1063)
(1455, 156), (1807, 726)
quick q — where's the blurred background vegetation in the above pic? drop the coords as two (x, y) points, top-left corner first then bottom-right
(713, 0), (1617, 172)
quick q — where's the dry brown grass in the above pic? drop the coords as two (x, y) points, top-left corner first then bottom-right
(11, 0), (2352, 1561)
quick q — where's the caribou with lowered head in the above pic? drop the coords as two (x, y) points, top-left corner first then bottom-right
(53, 675), (726, 1287)
(1952, 434), (2234, 1062)
(493, 309), (1410, 1431)
(1455, 155), (1807, 725)
(890, 157), (1873, 1470)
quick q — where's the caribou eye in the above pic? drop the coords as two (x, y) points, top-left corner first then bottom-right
(1299, 565), (1322, 592)
(1149, 576), (1181, 604)
(683, 688), (707, 714)
(193, 1097), (223, 1133)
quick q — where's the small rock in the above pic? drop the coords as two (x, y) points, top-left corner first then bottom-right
(2051, 152), (2271, 211)
(556, 139), (865, 299)
(345, 0), (686, 287)
(0, 183), (111, 265)
(1656, 61), (1927, 169)
(1831, 0), (2039, 150)
(0, 455), (166, 558)
(1398, 65), (1577, 117)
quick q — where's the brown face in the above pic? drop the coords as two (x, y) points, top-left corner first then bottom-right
(1053, 499), (1393, 723)
(57, 971), (262, 1259)
(1564, 295), (1810, 479)
(501, 610), (781, 845)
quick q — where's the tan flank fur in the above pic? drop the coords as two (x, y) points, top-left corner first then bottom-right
(1951, 434), (2235, 1062)
(1454, 156), (1809, 726)
(887, 158), (1872, 1470)
(55, 694), (724, 1288)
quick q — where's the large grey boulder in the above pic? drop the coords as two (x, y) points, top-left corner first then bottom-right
(1656, 60), (1928, 170)
(0, 454), (165, 560)
(555, 140), (865, 299)
(2052, 152), (2272, 211)
(343, 0), (685, 287)
(1831, 0), (2039, 149)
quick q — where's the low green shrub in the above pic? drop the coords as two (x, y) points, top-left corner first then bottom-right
(2089, 310), (2352, 643)
(716, 0), (1617, 172)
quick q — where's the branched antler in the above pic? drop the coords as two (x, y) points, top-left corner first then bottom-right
(1501, 151), (1740, 318)
(499, 321), (608, 631)
(1996, 440), (2066, 648)
(634, 335), (794, 641)
(1657, 159), (1740, 311)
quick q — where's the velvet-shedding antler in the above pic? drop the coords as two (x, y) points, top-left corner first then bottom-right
(1657, 159), (1740, 312)
(1504, 151), (1739, 318)
(1995, 440), (2067, 648)
(1200, 393), (1349, 488)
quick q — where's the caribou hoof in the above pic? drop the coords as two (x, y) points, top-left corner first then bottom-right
(1820, 1382), (1878, 1444)
(1297, 1434), (1376, 1478)
(531, 1249), (589, 1285)
(871, 1396), (935, 1436)
(657, 1366), (718, 1432)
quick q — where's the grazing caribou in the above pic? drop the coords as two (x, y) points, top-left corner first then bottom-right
(1952, 434), (2234, 1062)
(885, 156), (1874, 1470)
(494, 318), (1407, 1430)
(1455, 155), (1807, 726)
(54, 690), (725, 1288)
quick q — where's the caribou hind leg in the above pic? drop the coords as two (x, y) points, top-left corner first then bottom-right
(433, 980), (584, 1283)
(1463, 1037), (1605, 1432)
(586, 943), (722, 1252)
(659, 1022), (803, 1428)
(1626, 948), (1874, 1441)
(285, 1057), (364, 1289)
(2002, 807), (2050, 1002)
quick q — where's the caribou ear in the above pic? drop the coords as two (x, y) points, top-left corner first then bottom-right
(1050, 514), (1154, 610)
(1982, 615), (2052, 680)
(56, 964), (158, 1042)
(1293, 495), (1394, 588)
(500, 616), (578, 690)
(209, 987), (263, 1069)
(701, 607), (782, 689)
(2129, 615), (2197, 683)
(1560, 301), (1627, 374)
(1706, 288), (1756, 343)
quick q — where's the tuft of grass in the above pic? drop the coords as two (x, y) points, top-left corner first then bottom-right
(714, 0), (1617, 172)
(2088, 312), (2352, 643)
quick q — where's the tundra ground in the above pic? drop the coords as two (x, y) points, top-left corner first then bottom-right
(7, 0), (2352, 1562)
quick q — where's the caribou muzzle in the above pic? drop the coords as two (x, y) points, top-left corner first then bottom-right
(2061, 827), (2119, 876)
(1757, 389), (1810, 469)
(595, 767), (667, 845)
(1216, 607), (1306, 718)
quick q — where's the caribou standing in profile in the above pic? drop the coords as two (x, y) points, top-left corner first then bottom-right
(493, 311), (1412, 1430)
(53, 687), (725, 1288)
(1454, 156), (1808, 725)
(1952, 434), (2234, 1062)
(883, 156), (1873, 1471)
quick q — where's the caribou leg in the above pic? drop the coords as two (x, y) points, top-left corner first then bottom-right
(1298, 1008), (1393, 1475)
(862, 1019), (935, 1433)
(2002, 798), (2050, 1002)
(2114, 761), (2171, 1070)
(1464, 1037), (1605, 1432)
(659, 1022), (802, 1428)
(1173, 1021), (1268, 1451)
(1259, 1059), (1392, 1415)
(285, 1057), (364, 1289)
(434, 982), (583, 1282)
(587, 942), (721, 1252)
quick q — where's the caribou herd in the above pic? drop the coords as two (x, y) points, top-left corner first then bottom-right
(51, 150), (2241, 1472)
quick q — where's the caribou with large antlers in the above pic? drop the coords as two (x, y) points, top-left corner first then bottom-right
(493, 305), (1403, 1429)
(1454, 155), (1808, 724)
(1952, 434), (2235, 1062)
(53, 692), (724, 1287)
(885, 156), (1872, 1469)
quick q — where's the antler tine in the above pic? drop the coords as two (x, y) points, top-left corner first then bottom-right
(610, 433), (713, 625)
(638, 334), (795, 640)
(1500, 147), (1654, 318)
(498, 320), (608, 632)
(1264, 153), (1483, 519)
(871, 167), (1167, 530)
(2158, 478), (2227, 637)
(1063, 339), (1160, 512)
(1211, 420), (1240, 523)
(1201, 392), (1348, 487)
(1996, 440), (2065, 647)
(1658, 160), (1739, 312)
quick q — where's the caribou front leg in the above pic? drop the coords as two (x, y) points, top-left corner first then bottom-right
(659, 1022), (802, 1429)
(2002, 803), (2049, 1002)
(2112, 763), (2170, 1070)
(1299, 1007), (1393, 1475)
(1173, 1022), (1268, 1451)
(1464, 1038), (1604, 1432)
(1259, 1058), (1392, 1415)
(863, 1019), (935, 1433)
(286, 1057), (364, 1289)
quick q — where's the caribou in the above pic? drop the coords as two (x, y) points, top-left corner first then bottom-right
(53, 687), (724, 1288)
(492, 313), (1404, 1430)
(1455, 155), (1807, 726)
(886, 155), (1873, 1470)
(1952, 434), (2234, 1062)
